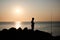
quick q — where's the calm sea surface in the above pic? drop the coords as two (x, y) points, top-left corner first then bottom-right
(0, 22), (60, 36)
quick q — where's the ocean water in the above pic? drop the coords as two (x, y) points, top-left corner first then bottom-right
(0, 22), (60, 36)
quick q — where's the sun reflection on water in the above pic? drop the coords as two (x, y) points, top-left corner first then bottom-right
(15, 21), (21, 29)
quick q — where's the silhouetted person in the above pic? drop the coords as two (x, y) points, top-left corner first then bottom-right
(31, 18), (35, 30)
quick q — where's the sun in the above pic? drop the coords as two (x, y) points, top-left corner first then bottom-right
(16, 9), (20, 13)
(12, 7), (24, 14)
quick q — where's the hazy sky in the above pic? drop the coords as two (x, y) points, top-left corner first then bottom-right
(0, 0), (60, 22)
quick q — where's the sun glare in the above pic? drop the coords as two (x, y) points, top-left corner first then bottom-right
(15, 21), (21, 29)
(12, 7), (24, 15)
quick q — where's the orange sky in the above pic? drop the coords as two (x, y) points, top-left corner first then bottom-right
(0, 0), (60, 22)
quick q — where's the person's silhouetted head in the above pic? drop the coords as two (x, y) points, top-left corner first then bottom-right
(32, 18), (34, 20)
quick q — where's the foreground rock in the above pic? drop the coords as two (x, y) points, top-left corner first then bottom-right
(0, 27), (60, 40)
